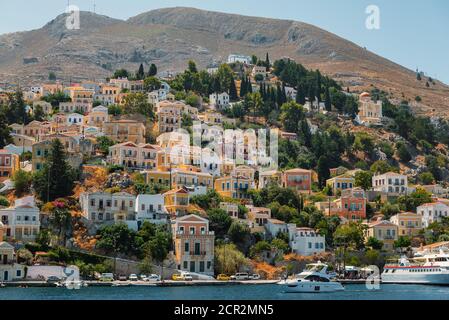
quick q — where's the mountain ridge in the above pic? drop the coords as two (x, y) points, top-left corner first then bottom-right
(0, 7), (448, 115)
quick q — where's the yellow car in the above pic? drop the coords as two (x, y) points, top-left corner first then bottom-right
(172, 274), (183, 281)
(217, 274), (230, 281)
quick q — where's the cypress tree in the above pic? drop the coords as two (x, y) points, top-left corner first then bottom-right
(148, 64), (157, 76)
(296, 81), (306, 105)
(240, 77), (247, 97)
(316, 70), (322, 103)
(265, 53), (270, 69)
(325, 85), (332, 111)
(246, 77), (253, 94)
(137, 63), (145, 80)
(33, 139), (77, 202)
(229, 79), (238, 101)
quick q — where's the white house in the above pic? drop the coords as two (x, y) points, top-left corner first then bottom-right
(67, 113), (84, 125)
(372, 172), (408, 194)
(417, 202), (449, 228)
(209, 92), (230, 110)
(0, 196), (40, 242)
(290, 228), (326, 256)
(0, 242), (25, 282)
(79, 192), (136, 224)
(265, 219), (296, 238)
(227, 54), (251, 65)
(135, 194), (169, 225)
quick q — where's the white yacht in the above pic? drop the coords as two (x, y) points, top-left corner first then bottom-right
(382, 250), (449, 285)
(279, 262), (345, 293)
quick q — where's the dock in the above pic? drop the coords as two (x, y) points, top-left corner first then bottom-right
(1, 280), (280, 288)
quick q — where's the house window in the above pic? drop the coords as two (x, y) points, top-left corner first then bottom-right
(183, 261), (188, 269)
(190, 227), (195, 235)
(184, 242), (189, 253)
(195, 243), (201, 255)
(308, 242), (312, 249)
(199, 261), (205, 273)
(179, 226), (184, 234)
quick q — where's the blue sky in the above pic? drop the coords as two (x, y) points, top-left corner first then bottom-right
(1, 0), (448, 84)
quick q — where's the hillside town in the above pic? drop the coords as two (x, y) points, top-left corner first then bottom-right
(1, 53), (449, 284)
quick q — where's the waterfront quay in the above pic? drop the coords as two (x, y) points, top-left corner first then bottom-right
(1, 280), (280, 288)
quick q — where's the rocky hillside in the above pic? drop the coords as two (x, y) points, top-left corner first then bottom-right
(0, 7), (448, 115)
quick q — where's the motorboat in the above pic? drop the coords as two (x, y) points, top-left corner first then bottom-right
(279, 262), (345, 293)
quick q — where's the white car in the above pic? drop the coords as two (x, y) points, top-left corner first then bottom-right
(145, 274), (161, 282)
(230, 273), (250, 280)
(181, 273), (193, 281)
(249, 274), (261, 280)
(129, 274), (139, 281)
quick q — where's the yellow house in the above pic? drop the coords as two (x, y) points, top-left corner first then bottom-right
(326, 173), (355, 194)
(214, 175), (253, 200)
(164, 188), (190, 217)
(390, 212), (423, 237)
(365, 220), (398, 251)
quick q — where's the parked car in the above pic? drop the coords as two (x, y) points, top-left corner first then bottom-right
(217, 274), (231, 281)
(249, 274), (261, 280)
(129, 274), (139, 281)
(99, 273), (114, 282)
(230, 273), (250, 280)
(46, 276), (62, 284)
(146, 274), (161, 282)
(172, 273), (193, 281)
(118, 274), (128, 281)
(139, 275), (148, 281)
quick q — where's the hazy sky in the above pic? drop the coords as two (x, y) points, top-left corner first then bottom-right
(1, 0), (448, 84)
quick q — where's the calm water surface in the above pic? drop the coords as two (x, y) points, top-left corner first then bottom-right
(1, 284), (449, 300)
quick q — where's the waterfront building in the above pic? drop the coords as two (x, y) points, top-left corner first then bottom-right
(0, 196), (40, 243)
(372, 172), (408, 195)
(290, 228), (326, 256)
(0, 242), (25, 282)
(135, 194), (169, 225)
(171, 214), (215, 276)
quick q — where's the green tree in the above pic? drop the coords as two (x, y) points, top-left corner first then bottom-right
(137, 63), (145, 80)
(207, 208), (233, 239)
(271, 238), (289, 254)
(229, 79), (238, 101)
(49, 72), (56, 81)
(0, 108), (12, 148)
(12, 169), (32, 197)
(396, 142), (412, 162)
(397, 188), (432, 212)
(0, 196), (9, 207)
(215, 244), (249, 275)
(354, 171), (373, 191)
(148, 64), (158, 77)
(366, 237), (383, 250)
(122, 93), (154, 118)
(143, 76), (162, 91)
(418, 172), (435, 185)
(36, 229), (52, 250)
(146, 231), (171, 280)
(188, 60), (198, 73)
(280, 101), (305, 133)
(96, 136), (115, 156)
(49, 203), (72, 246)
(33, 139), (77, 201)
(394, 236), (411, 250)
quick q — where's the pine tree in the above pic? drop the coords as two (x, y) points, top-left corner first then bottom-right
(417, 72), (422, 81)
(33, 139), (77, 202)
(148, 64), (158, 76)
(229, 79), (238, 101)
(137, 64), (145, 80)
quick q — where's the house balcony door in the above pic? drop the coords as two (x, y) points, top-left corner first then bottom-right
(3, 270), (8, 281)
(190, 261), (195, 272)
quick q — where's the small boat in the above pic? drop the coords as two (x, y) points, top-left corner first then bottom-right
(279, 262), (345, 293)
(59, 280), (88, 289)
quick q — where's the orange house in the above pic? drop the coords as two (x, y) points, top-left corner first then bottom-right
(0, 150), (20, 179)
(282, 169), (312, 194)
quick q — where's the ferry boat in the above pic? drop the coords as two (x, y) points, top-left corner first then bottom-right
(279, 262), (345, 293)
(382, 250), (449, 285)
